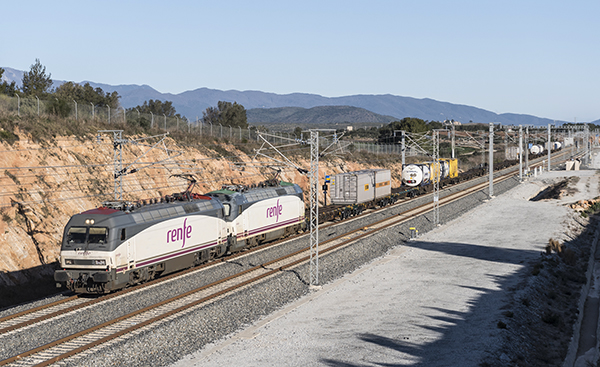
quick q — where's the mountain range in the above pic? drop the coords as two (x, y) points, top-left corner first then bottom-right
(2, 66), (594, 126)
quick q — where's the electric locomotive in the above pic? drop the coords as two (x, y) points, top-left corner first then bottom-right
(54, 181), (305, 294)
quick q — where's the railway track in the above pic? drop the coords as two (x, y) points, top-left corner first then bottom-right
(0, 149), (578, 366)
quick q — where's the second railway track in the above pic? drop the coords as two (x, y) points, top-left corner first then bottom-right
(0, 150), (577, 367)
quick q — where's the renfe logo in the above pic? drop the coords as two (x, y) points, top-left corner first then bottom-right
(266, 199), (283, 222)
(167, 218), (193, 248)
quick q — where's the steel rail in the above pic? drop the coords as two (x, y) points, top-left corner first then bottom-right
(0, 148), (573, 335)
(0, 162), (523, 367)
(0, 148), (578, 366)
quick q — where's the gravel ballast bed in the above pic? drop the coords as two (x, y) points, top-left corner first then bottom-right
(0, 172), (513, 361)
(54, 176), (522, 367)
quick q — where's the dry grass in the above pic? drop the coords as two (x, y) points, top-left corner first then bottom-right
(545, 238), (563, 254)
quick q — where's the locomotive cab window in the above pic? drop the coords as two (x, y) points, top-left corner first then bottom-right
(223, 203), (231, 217)
(120, 228), (126, 241)
(66, 227), (87, 244)
(88, 227), (108, 244)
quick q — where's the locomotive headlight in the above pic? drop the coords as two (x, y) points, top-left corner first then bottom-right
(94, 260), (106, 265)
(85, 219), (95, 225)
(65, 259), (74, 265)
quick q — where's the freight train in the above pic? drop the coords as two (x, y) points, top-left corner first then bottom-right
(54, 181), (306, 294)
(319, 159), (459, 221)
(55, 144), (562, 293)
(317, 144), (561, 222)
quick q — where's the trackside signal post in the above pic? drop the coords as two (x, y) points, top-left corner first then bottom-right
(323, 175), (330, 207)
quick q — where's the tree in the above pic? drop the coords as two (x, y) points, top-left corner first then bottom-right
(22, 59), (53, 97)
(293, 126), (303, 140)
(130, 99), (181, 118)
(54, 82), (120, 108)
(0, 68), (19, 96)
(202, 101), (248, 129)
(202, 106), (220, 126)
(378, 118), (446, 143)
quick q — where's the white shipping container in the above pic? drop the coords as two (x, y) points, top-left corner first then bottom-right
(330, 169), (391, 205)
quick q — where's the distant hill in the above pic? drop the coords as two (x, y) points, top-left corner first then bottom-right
(2, 66), (592, 127)
(247, 106), (396, 124)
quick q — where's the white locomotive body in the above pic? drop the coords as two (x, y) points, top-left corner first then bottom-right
(55, 182), (305, 294)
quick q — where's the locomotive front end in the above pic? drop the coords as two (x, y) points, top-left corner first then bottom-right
(54, 208), (120, 293)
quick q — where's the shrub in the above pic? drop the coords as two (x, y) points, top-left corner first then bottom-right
(0, 129), (18, 144)
(46, 99), (72, 117)
(561, 248), (577, 266)
(541, 311), (560, 326)
(546, 238), (563, 254)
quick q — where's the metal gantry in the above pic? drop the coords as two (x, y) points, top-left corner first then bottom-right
(432, 130), (440, 226)
(247, 129), (346, 287)
(519, 125), (523, 181)
(306, 128), (344, 287)
(308, 130), (319, 286)
(393, 130), (406, 166)
(547, 124), (552, 171)
(98, 130), (125, 200)
(97, 130), (180, 201)
(488, 123), (494, 198)
(525, 126), (529, 173)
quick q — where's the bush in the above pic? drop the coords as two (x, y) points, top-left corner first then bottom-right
(0, 129), (18, 144)
(541, 311), (560, 326)
(546, 238), (563, 254)
(128, 116), (151, 130)
(46, 99), (72, 117)
(561, 248), (577, 266)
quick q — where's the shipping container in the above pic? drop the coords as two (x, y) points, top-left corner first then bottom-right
(330, 169), (392, 205)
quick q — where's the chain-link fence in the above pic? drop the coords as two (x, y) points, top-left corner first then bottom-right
(0, 94), (420, 157)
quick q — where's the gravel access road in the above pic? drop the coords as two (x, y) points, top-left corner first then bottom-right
(173, 155), (600, 367)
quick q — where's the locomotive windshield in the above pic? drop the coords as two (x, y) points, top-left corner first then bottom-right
(64, 226), (109, 249)
(66, 227), (87, 244)
(88, 227), (108, 243)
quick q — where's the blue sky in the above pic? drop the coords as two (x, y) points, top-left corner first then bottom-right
(2, 0), (598, 122)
